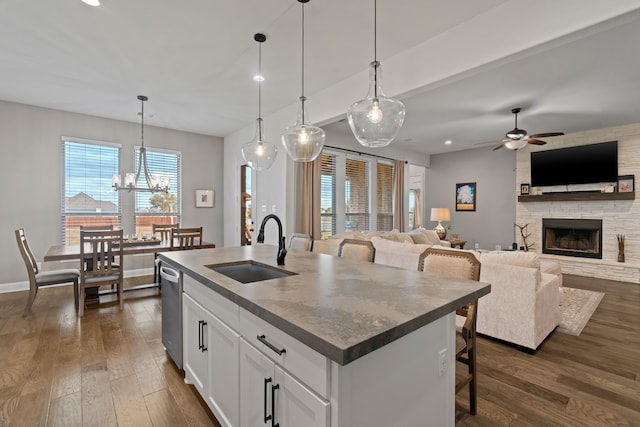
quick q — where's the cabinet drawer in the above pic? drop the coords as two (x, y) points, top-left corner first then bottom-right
(184, 274), (239, 331)
(240, 308), (329, 399)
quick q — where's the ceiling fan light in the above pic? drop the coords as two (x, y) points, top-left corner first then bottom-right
(505, 127), (527, 140)
(504, 139), (528, 150)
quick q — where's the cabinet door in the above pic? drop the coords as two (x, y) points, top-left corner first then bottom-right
(183, 293), (208, 394)
(239, 339), (275, 427)
(207, 311), (240, 427)
(274, 366), (330, 427)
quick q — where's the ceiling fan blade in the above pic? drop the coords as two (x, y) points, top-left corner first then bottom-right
(528, 132), (564, 138)
(527, 139), (547, 145)
(493, 143), (505, 151)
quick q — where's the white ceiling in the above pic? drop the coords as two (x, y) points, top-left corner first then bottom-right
(1, 0), (640, 157)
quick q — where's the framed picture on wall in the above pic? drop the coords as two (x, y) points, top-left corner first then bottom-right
(195, 189), (214, 207)
(520, 183), (530, 195)
(617, 175), (634, 193)
(456, 182), (476, 211)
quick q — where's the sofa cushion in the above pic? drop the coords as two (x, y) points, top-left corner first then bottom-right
(408, 228), (442, 245)
(479, 251), (540, 269)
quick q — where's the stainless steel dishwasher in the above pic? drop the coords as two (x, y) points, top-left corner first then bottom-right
(160, 262), (183, 369)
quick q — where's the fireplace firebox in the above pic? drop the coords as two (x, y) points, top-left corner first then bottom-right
(542, 218), (603, 259)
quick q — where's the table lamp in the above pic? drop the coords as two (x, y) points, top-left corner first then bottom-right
(430, 207), (450, 240)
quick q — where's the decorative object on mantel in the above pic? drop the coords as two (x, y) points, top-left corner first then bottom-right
(617, 175), (634, 193)
(430, 208), (450, 240)
(515, 223), (534, 251)
(520, 183), (530, 195)
(617, 234), (625, 262)
(112, 95), (170, 193)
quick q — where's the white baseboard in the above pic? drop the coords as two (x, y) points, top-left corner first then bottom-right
(0, 268), (154, 294)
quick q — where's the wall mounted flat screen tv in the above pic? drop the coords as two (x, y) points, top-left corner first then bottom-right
(530, 141), (618, 187)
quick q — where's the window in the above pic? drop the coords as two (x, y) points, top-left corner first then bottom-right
(62, 138), (121, 244)
(319, 150), (394, 237)
(134, 147), (181, 236)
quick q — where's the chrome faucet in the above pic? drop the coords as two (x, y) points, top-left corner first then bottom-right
(256, 214), (287, 265)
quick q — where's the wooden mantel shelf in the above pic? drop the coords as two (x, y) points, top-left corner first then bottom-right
(518, 192), (635, 202)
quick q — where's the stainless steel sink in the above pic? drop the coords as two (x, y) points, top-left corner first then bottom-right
(207, 260), (296, 284)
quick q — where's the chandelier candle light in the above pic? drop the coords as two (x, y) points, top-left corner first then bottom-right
(430, 207), (451, 240)
(242, 33), (277, 171)
(112, 95), (170, 193)
(347, 0), (405, 148)
(281, 0), (325, 162)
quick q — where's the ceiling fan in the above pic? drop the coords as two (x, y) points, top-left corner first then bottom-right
(493, 107), (564, 150)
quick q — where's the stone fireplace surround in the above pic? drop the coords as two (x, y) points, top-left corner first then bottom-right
(515, 123), (640, 283)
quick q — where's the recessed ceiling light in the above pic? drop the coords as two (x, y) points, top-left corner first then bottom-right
(253, 74), (264, 82)
(444, 140), (453, 145)
(82, 0), (100, 6)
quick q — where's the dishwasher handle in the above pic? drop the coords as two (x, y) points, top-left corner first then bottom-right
(160, 266), (180, 284)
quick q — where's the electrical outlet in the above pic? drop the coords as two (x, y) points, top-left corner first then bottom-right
(438, 349), (447, 376)
(261, 205), (267, 213)
(271, 204), (276, 213)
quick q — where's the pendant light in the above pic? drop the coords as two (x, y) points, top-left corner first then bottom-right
(112, 95), (170, 193)
(241, 33), (277, 171)
(347, 0), (405, 148)
(281, 0), (325, 162)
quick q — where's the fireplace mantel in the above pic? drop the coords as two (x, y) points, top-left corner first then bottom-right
(518, 192), (634, 202)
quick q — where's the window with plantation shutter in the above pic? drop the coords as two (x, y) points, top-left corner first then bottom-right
(134, 146), (181, 236)
(377, 162), (393, 231)
(345, 158), (369, 231)
(320, 153), (337, 238)
(62, 138), (121, 244)
(319, 149), (394, 237)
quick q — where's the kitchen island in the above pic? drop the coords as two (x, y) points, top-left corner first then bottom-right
(159, 245), (490, 427)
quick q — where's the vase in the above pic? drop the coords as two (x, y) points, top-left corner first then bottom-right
(618, 251), (625, 262)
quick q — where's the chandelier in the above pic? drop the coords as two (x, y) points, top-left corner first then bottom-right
(112, 95), (170, 193)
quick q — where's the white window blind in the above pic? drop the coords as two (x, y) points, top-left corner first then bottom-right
(62, 138), (121, 244)
(133, 147), (181, 236)
(320, 153), (337, 238)
(345, 158), (369, 231)
(376, 162), (394, 231)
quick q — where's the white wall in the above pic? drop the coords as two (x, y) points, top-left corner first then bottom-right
(0, 100), (224, 288)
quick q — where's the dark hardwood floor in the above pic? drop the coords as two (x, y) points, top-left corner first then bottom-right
(0, 274), (637, 426)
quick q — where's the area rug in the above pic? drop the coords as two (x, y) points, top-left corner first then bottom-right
(557, 287), (604, 336)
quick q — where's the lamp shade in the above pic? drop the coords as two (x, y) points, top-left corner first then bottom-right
(430, 208), (450, 222)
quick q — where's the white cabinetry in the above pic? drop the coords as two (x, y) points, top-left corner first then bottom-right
(183, 278), (240, 427)
(240, 338), (329, 427)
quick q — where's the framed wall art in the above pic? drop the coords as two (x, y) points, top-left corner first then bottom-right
(456, 182), (476, 211)
(617, 175), (634, 193)
(195, 189), (214, 207)
(520, 183), (530, 195)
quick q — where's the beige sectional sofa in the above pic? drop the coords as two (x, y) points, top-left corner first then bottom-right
(312, 228), (562, 351)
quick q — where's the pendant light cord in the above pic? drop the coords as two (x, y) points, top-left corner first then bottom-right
(373, 0), (378, 98)
(300, 1), (306, 122)
(258, 41), (263, 140)
(140, 97), (145, 148)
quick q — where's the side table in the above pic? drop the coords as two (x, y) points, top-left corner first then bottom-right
(445, 238), (467, 249)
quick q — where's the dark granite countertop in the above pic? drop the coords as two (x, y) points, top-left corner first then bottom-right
(159, 245), (490, 365)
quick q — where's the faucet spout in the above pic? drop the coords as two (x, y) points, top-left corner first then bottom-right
(257, 214), (287, 266)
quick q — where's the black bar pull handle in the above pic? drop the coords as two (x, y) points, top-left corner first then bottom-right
(264, 377), (272, 423)
(198, 320), (203, 350)
(200, 321), (208, 352)
(257, 334), (286, 356)
(271, 383), (280, 427)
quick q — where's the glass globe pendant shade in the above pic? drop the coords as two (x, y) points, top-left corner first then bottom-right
(347, 61), (405, 148)
(242, 118), (277, 171)
(282, 96), (325, 162)
(504, 139), (528, 150)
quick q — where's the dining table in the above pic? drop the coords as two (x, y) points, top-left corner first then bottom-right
(44, 238), (216, 306)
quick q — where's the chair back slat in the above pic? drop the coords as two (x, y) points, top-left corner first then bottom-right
(171, 227), (203, 250)
(153, 223), (179, 241)
(80, 230), (123, 281)
(15, 228), (39, 279)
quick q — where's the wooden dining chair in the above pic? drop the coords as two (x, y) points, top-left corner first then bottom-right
(16, 228), (80, 317)
(171, 226), (203, 250)
(419, 247), (481, 415)
(289, 233), (313, 251)
(152, 223), (179, 283)
(79, 229), (124, 317)
(338, 239), (376, 262)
